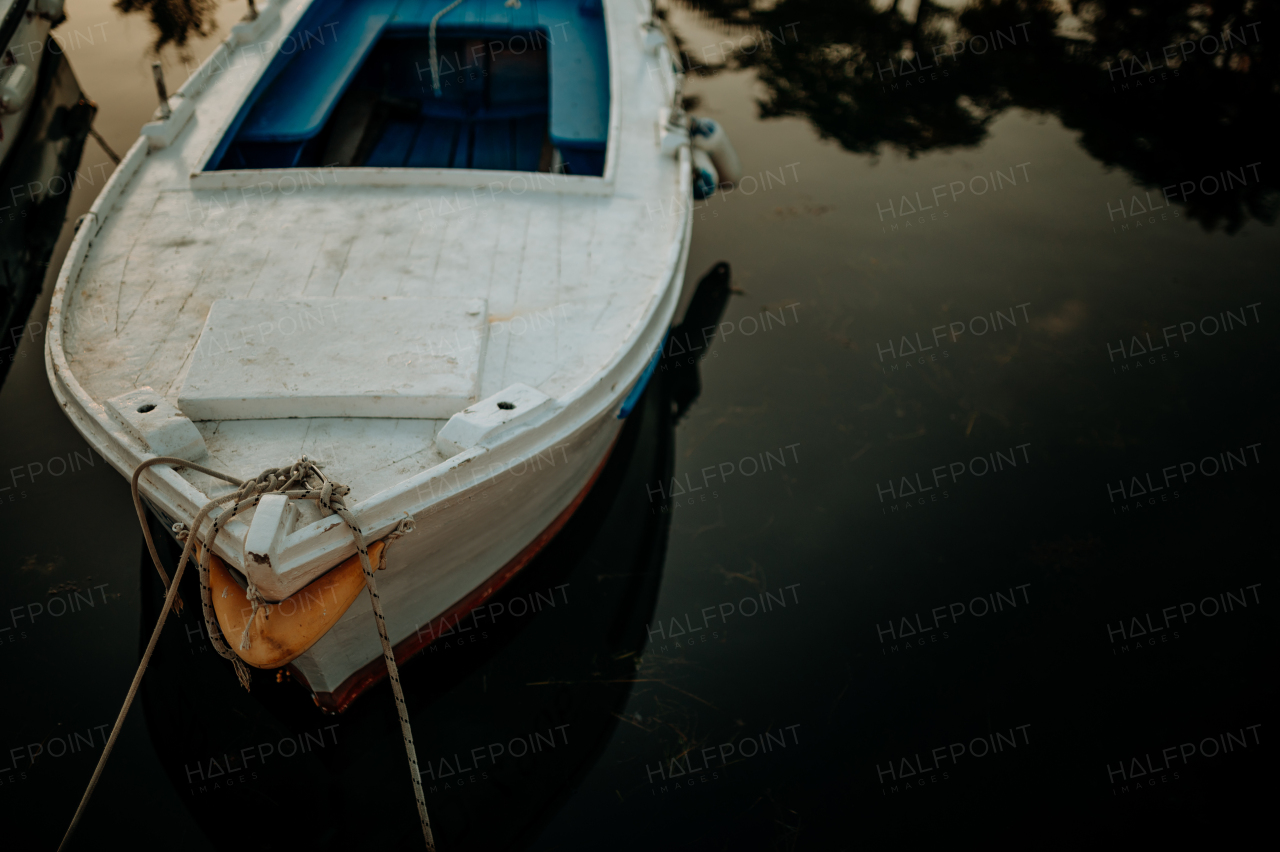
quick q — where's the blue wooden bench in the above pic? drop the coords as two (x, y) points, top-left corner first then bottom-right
(211, 0), (398, 168)
(213, 0), (609, 175)
(533, 0), (609, 174)
(238, 4), (398, 143)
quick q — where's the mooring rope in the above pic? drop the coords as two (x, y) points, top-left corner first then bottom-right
(59, 456), (435, 851)
(314, 478), (434, 850)
(429, 0), (467, 97)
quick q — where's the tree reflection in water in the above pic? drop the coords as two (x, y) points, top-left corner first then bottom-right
(680, 0), (1274, 233)
(114, 0), (223, 54)
(112, 0), (1273, 230)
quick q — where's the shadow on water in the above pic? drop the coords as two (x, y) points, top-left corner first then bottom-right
(0, 49), (97, 389)
(678, 0), (1275, 233)
(138, 264), (733, 850)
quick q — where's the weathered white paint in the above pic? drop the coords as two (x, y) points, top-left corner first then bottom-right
(45, 0), (693, 698)
(436, 383), (557, 459)
(105, 387), (208, 461)
(178, 297), (488, 420)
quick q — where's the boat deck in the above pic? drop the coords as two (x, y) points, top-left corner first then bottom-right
(58, 0), (682, 504)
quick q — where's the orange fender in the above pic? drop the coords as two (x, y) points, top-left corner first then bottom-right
(205, 541), (386, 669)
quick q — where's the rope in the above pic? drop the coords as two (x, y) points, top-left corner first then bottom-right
(429, 0), (467, 97)
(60, 457), (435, 851)
(238, 575), (266, 652)
(316, 481), (434, 850)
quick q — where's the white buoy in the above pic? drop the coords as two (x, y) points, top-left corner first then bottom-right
(692, 148), (719, 200)
(690, 117), (742, 185)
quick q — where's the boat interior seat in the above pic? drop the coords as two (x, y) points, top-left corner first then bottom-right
(521, 0), (610, 175)
(212, 0), (609, 175)
(228, 0), (399, 168)
(387, 0), (610, 166)
(343, 32), (551, 171)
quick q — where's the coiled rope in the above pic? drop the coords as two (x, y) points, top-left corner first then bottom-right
(59, 456), (435, 851)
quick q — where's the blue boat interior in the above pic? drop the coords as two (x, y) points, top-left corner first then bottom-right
(209, 0), (609, 175)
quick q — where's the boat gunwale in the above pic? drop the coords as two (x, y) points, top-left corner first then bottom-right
(44, 0), (692, 595)
(47, 172), (689, 595)
(186, 0), (624, 194)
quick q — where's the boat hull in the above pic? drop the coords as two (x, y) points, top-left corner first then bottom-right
(296, 404), (625, 710)
(138, 356), (677, 850)
(0, 42), (94, 385)
(0, 13), (53, 170)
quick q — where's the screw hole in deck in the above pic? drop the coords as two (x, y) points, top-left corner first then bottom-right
(137, 403), (157, 413)
(497, 401), (516, 410)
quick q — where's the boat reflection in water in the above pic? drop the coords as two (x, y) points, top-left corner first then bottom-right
(140, 263), (733, 850)
(0, 48), (97, 387)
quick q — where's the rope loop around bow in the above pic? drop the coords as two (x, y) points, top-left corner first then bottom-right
(62, 455), (436, 851)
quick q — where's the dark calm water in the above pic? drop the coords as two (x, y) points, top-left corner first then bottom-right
(1, 0), (1275, 848)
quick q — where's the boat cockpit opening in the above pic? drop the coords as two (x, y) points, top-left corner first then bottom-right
(209, 0), (609, 176)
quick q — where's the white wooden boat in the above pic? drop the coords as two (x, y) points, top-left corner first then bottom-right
(0, 0), (63, 170)
(46, 0), (695, 711)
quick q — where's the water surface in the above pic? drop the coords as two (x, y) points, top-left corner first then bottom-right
(0, 0), (1274, 848)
